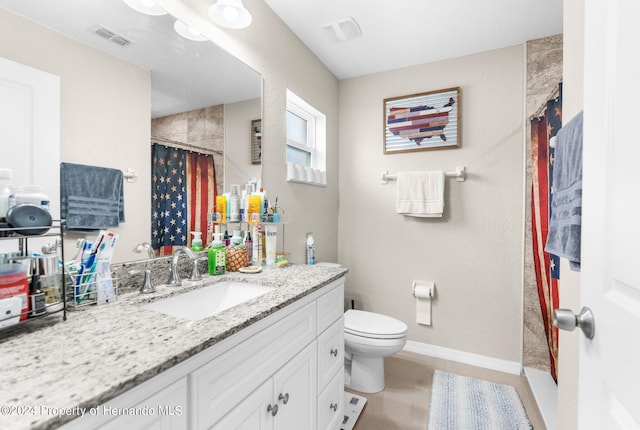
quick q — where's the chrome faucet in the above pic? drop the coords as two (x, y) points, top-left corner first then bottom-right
(129, 268), (155, 294)
(189, 256), (209, 282)
(166, 247), (197, 287)
(132, 242), (155, 259)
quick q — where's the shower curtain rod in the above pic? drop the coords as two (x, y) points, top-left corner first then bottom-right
(151, 136), (223, 156)
(530, 85), (561, 120)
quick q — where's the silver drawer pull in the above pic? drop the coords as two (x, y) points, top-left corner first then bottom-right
(278, 392), (290, 404)
(267, 404), (278, 416)
(330, 348), (338, 357)
(329, 403), (338, 412)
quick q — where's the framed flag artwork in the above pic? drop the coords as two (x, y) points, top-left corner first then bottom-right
(383, 87), (460, 154)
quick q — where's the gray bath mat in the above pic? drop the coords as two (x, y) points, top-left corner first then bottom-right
(427, 370), (532, 430)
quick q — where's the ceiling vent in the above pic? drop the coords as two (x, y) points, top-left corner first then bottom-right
(90, 25), (133, 47)
(321, 17), (362, 43)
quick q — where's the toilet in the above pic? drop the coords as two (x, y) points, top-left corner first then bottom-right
(344, 309), (408, 393)
(314, 263), (408, 393)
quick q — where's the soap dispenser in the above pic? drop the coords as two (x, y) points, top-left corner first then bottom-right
(208, 225), (226, 275)
(191, 231), (203, 252)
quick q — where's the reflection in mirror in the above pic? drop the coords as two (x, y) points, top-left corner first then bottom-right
(0, 0), (262, 262)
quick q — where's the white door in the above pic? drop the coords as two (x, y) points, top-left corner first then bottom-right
(580, 0), (640, 428)
(0, 57), (60, 252)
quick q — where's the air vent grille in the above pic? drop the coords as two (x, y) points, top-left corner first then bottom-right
(91, 25), (133, 47)
(321, 17), (362, 43)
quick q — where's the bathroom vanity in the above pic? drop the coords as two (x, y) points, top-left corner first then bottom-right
(0, 264), (346, 430)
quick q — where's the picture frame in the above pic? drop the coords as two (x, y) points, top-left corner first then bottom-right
(251, 119), (262, 165)
(383, 87), (460, 154)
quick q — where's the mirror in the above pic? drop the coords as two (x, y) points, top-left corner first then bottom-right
(0, 0), (262, 262)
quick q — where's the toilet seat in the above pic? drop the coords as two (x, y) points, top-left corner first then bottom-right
(344, 309), (407, 340)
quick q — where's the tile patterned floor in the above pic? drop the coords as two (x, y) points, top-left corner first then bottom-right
(346, 350), (547, 430)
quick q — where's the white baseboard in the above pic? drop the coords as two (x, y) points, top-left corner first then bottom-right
(524, 367), (557, 430)
(402, 340), (522, 375)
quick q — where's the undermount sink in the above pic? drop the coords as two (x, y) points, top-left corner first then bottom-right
(143, 281), (273, 321)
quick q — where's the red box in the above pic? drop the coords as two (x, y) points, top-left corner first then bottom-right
(0, 268), (29, 321)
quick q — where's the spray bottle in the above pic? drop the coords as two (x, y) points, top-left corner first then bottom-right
(306, 232), (315, 265)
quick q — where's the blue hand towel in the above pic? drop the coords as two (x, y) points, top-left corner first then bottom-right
(545, 111), (583, 270)
(60, 162), (125, 230)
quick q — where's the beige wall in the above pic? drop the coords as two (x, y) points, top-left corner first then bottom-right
(158, 0), (341, 264)
(0, 7), (151, 263)
(338, 46), (525, 362)
(224, 98), (262, 191)
(557, 1), (584, 428)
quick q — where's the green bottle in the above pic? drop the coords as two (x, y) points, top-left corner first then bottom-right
(208, 233), (226, 275)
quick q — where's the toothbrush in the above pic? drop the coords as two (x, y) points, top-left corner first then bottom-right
(75, 241), (92, 302)
(78, 236), (104, 302)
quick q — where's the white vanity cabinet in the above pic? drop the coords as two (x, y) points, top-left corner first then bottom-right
(61, 276), (345, 430)
(316, 283), (345, 430)
(212, 342), (317, 430)
(97, 378), (188, 430)
(192, 300), (318, 429)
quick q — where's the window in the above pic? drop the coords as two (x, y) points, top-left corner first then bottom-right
(286, 90), (326, 185)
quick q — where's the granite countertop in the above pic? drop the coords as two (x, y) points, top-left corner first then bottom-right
(0, 264), (348, 430)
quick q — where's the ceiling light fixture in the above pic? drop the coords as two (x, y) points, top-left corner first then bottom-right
(121, 0), (167, 16)
(174, 20), (207, 41)
(208, 0), (252, 29)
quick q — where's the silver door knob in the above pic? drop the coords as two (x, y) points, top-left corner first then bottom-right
(553, 307), (595, 339)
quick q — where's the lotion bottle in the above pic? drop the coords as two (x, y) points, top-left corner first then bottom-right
(229, 184), (240, 222)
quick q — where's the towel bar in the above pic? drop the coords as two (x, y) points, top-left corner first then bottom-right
(381, 166), (466, 184)
(123, 168), (137, 183)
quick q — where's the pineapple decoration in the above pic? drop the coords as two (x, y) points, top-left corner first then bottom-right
(226, 231), (248, 272)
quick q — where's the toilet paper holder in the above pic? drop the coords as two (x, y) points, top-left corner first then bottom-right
(412, 280), (434, 298)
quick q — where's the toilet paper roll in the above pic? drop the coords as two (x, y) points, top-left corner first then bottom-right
(413, 282), (434, 326)
(413, 285), (433, 299)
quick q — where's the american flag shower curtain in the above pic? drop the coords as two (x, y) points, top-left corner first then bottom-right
(530, 85), (562, 382)
(152, 143), (216, 256)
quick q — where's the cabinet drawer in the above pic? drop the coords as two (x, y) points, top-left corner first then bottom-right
(97, 378), (187, 430)
(317, 316), (343, 392)
(318, 368), (344, 430)
(191, 301), (316, 429)
(317, 281), (344, 334)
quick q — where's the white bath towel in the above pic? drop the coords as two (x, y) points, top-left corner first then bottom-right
(396, 170), (445, 217)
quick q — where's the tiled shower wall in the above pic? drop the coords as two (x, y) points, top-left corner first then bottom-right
(151, 105), (224, 197)
(523, 34), (563, 371)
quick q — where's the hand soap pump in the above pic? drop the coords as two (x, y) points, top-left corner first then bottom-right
(208, 225), (226, 275)
(191, 231), (203, 252)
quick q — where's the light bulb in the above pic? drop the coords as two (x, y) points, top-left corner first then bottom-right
(223, 6), (239, 23)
